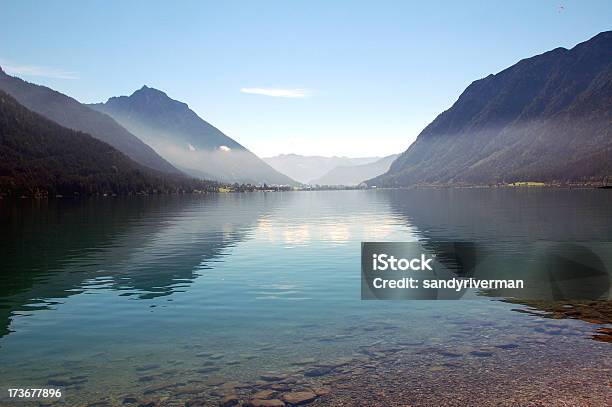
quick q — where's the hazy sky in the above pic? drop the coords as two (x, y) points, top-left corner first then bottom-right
(1, 0), (610, 157)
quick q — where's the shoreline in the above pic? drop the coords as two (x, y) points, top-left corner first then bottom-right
(2, 183), (611, 200)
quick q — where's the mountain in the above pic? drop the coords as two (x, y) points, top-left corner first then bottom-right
(369, 31), (612, 187)
(91, 87), (297, 185)
(0, 90), (216, 197)
(311, 154), (399, 185)
(0, 67), (180, 175)
(263, 154), (380, 184)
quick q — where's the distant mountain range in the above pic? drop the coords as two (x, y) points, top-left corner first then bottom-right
(311, 154), (399, 185)
(91, 87), (296, 185)
(0, 67), (180, 175)
(370, 31), (612, 187)
(263, 154), (380, 184)
(0, 90), (216, 196)
(1, 30), (609, 194)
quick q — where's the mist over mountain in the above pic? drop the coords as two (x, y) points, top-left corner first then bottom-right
(311, 154), (399, 186)
(91, 87), (296, 185)
(370, 31), (612, 187)
(263, 154), (380, 184)
(0, 67), (180, 175)
(0, 90), (216, 196)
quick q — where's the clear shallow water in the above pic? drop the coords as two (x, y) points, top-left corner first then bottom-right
(0, 189), (610, 405)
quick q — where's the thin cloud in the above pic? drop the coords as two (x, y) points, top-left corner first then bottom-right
(1, 61), (79, 80)
(240, 87), (310, 98)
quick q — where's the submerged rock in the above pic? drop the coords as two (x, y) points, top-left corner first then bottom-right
(260, 373), (287, 382)
(137, 375), (157, 382)
(185, 397), (210, 407)
(174, 386), (204, 395)
(311, 387), (331, 396)
(436, 350), (462, 358)
(593, 327), (612, 342)
(221, 381), (252, 390)
(253, 390), (277, 399)
(269, 383), (292, 392)
(281, 391), (318, 405)
(197, 366), (221, 374)
(469, 350), (495, 357)
(220, 394), (239, 406)
(304, 367), (333, 377)
(122, 396), (138, 404)
(248, 399), (285, 407)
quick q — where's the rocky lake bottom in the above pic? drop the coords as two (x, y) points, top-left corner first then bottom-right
(11, 300), (609, 407)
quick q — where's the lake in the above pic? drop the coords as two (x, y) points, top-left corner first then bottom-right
(0, 189), (611, 406)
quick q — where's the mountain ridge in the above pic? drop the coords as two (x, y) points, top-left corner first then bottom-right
(311, 154), (399, 185)
(369, 31), (612, 187)
(96, 86), (244, 151)
(0, 89), (217, 196)
(263, 154), (381, 184)
(0, 69), (181, 175)
(91, 87), (297, 185)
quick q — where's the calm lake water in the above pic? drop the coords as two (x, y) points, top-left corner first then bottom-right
(0, 189), (611, 406)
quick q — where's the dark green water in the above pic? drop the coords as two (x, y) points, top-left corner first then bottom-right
(0, 189), (610, 405)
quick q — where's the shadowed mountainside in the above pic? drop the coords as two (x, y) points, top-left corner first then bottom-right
(0, 90), (217, 196)
(0, 67), (180, 175)
(370, 31), (612, 187)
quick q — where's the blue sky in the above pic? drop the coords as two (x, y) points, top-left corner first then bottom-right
(1, 0), (610, 157)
